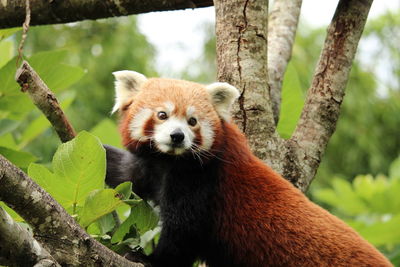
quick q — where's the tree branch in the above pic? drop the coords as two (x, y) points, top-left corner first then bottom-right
(0, 207), (60, 267)
(0, 0), (213, 29)
(268, 0), (302, 124)
(15, 61), (76, 143)
(215, 0), (282, 161)
(0, 155), (142, 267)
(287, 0), (374, 191)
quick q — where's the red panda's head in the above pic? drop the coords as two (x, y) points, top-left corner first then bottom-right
(112, 71), (239, 156)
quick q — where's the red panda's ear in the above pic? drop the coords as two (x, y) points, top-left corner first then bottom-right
(206, 82), (240, 121)
(112, 70), (147, 113)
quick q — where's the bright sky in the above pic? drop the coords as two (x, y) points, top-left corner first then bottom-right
(138, 0), (399, 80)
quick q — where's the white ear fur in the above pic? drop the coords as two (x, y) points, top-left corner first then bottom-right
(112, 70), (147, 113)
(206, 82), (240, 121)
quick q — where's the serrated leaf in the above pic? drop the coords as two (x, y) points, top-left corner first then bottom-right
(115, 182), (132, 200)
(0, 146), (37, 168)
(90, 119), (122, 148)
(277, 63), (305, 139)
(52, 131), (105, 212)
(111, 200), (159, 244)
(79, 189), (123, 228)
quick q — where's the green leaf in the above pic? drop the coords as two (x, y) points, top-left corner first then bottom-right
(277, 63), (305, 139)
(0, 40), (14, 68)
(389, 157), (400, 180)
(357, 214), (400, 246)
(29, 131), (106, 214)
(0, 146), (37, 168)
(115, 182), (132, 200)
(0, 57), (20, 94)
(0, 133), (17, 149)
(0, 202), (23, 222)
(0, 57), (34, 120)
(52, 131), (106, 212)
(28, 163), (73, 208)
(96, 212), (117, 234)
(90, 119), (122, 148)
(29, 50), (85, 92)
(331, 178), (368, 215)
(79, 189), (123, 228)
(0, 119), (20, 136)
(111, 200), (159, 244)
(0, 27), (21, 41)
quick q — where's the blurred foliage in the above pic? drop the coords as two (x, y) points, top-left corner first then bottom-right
(312, 156), (400, 265)
(0, 17), (160, 258)
(20, 16), (157, 163)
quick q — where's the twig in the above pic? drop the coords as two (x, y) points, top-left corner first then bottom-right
(0, 155), (143, 267)
(15, 61), (76, 142)
(0, 207), (60, 267)
(16, 0), (31, 67)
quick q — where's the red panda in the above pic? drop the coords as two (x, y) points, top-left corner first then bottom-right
(105, 70), (392, 267)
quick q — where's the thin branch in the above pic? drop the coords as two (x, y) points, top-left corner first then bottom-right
(0, 207), (60, 267)
(0, 155), (143, 267)
(15, 61), (76, 142)
(267, 0), (302, 124)
(286, 0), (374, 191)
(0, 0), (213, 29)
(16, 0), (31, 67)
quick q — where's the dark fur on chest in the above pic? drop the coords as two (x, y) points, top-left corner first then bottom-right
(105, 145), (224, 266)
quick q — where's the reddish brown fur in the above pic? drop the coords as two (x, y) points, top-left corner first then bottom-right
(118, 77), (391, 266)
(215, 123), (391, 266)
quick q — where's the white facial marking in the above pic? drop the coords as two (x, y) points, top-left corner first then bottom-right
(154, 117), (195, 155)
(199, 120), (215, 150)
(186, 106), (196, 118)
(164, 101), (175, 114)
(130, 108), (153, 140)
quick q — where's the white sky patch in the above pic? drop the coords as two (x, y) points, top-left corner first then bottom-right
(138, 1), (399, 90)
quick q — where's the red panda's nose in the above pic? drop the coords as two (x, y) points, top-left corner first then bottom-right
(170, 129), (185, 144)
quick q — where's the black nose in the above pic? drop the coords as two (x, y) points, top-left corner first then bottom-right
(170, 129), (185, 144)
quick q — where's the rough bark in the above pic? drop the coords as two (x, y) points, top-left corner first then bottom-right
(0, 207), (60, 267)
(15, 61), (76, 143)
(0, 155), (143, 267)
(214, 0), (282, 162)
(268, 0), (302, 123)
(0, 0), (213, 29)
(285, 0), (373, 191)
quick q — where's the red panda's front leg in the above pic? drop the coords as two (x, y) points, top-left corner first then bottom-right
(148, 228), (198, 267)
(104, 144), (162, 203)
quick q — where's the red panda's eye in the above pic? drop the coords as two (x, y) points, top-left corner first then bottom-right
(157, 111), (168, 120)
(188, 117), (197, 127)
